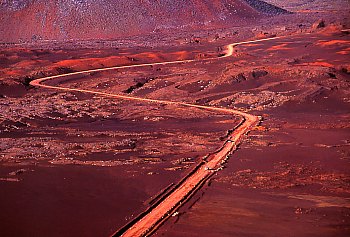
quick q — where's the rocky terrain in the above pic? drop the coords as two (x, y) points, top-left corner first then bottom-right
(155, 29), (350, 237)
(0, 1), (349, 237)
(0, 0), (289, 43)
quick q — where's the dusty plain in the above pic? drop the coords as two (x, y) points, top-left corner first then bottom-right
(0, 1), (349, 236)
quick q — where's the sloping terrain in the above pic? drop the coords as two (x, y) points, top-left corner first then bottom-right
(0, 0), (287, 42)
(245, 0), (290, 14)
(0, 27), (349, 236)
(263, 0), (350, 12)
(1, 1), (349, 237)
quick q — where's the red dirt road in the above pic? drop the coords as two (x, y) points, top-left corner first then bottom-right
(29, 37), (281, 237)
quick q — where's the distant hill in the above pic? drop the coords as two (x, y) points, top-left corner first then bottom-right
(0, 0), (289, 42)
(244, 0), (290, 15)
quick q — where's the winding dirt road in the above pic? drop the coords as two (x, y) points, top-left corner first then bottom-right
(30, 36), (280, 237)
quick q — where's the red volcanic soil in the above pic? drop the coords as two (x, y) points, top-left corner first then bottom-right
(0, 43), (244, 236)
(0, 1), (350, 237)
(0, 0), (289, 43)
(154, 31), (350, 237)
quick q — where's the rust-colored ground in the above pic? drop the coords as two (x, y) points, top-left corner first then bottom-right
(154, 28), (350, 237)
(1, 3), (350, 237)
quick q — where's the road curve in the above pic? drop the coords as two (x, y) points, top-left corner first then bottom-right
(29, 36), (280, 237)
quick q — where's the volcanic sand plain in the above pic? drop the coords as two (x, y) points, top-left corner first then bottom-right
(1, 4), (350, 237)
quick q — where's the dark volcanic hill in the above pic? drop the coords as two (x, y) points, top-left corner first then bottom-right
(0, 0), (288, 42)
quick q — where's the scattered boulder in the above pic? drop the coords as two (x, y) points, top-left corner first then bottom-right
(312, 20), (326, 29)
(252, 70), (268, 79)
(9, 169), (27, 176)
(234, 73), (247, 83)
(328, 72), (337, 79)
(55, 67), (76, 74)
(22, 76), (34, 86)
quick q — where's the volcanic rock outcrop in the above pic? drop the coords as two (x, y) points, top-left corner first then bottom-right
(0, 0), (288, 42)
